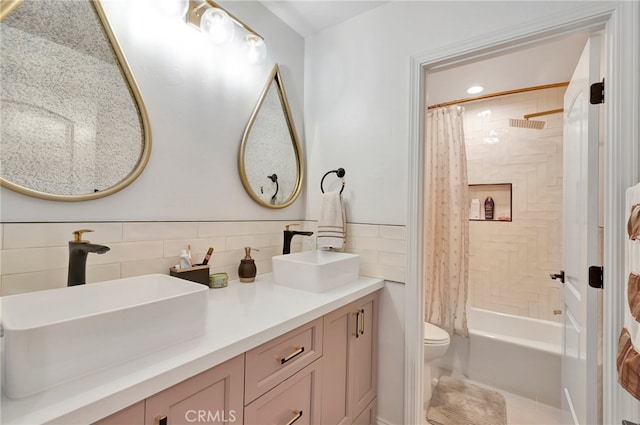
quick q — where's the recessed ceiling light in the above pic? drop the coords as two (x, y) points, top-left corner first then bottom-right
(467, 85), (484, 95)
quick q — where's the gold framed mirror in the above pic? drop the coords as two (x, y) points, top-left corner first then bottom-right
(239, 64), (303, 209)
(0, 0), (151, 201)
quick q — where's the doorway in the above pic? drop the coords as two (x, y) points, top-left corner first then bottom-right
(423, 33), (599, 424)
(405, 3), (640, 425)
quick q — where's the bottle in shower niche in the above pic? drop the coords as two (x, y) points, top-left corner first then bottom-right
(484, 196), (494, 220)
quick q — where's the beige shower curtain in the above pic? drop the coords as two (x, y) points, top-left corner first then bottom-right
(425, 106), (469, 336)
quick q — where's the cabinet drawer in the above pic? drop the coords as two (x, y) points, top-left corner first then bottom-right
(245, 318), (323, 403)
(244, 360), (322, 425)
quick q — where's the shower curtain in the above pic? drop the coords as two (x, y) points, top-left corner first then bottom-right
(425, 106), (469, 336)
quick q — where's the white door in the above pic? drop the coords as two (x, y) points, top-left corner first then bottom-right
(561, 35), (601, 425)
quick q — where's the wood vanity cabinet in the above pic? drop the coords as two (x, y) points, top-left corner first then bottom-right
(93, 292), (378, 425)
(321, 292), (378, 425)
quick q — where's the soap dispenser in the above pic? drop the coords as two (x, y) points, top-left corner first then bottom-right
(238, 247), (257, 283)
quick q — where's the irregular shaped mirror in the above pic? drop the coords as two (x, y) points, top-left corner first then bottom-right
(0, 0), (150, 201)
(239, 65), (303, 208)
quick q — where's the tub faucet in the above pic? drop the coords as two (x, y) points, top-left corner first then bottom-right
(283, 224), (313, 255)
(68, 229), (110, 286)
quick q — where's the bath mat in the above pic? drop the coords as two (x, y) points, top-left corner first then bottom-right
(427, 376), (507, 425)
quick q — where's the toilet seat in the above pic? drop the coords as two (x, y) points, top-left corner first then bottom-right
(424, 322), (450, 345)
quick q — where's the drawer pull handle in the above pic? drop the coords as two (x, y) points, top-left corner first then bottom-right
(279, 346), (304, 364)
(352, 311), (360, 338)
(284, 410), (303, 425)
(359, 308), (365, 335)
(157, 415), (168, 425)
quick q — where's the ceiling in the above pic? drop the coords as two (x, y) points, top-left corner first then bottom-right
(259, 1), (590, 106)
(259, 1), (389, 37)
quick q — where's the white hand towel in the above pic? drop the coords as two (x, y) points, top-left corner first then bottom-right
(317, 191), (346, 250)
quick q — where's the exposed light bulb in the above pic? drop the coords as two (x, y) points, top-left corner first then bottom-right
(467, 85), (484, 95)
(200, 8), (235, 45)
(155, 0), (188, 18)
(244, 34), (267, 64)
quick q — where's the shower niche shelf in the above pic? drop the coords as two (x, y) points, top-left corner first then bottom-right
(468, 183), (512, 222)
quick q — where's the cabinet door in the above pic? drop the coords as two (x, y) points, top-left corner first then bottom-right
(92, 401), (145, 425)
(352, 399), (376, 425)
(145, 354), (244, 425)
(321, 303), (353, 425)
(351, 294), (377, 416)
(244, 360), (322, 425)
(321, 291), (379, 425)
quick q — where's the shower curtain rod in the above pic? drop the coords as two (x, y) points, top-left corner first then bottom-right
(427, 81), (569, 110)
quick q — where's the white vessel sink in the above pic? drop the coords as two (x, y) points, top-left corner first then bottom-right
(1, 274), (208, 399)
(272, 251), (360, 293)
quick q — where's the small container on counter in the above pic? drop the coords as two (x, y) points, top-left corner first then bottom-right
(238, 247), (258, 283)
(209, 272), (229, 288)
(170, 264), (210, 286)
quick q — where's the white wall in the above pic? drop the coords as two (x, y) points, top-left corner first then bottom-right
(0, 0), (306, 222)
(303, 1), (598, 226)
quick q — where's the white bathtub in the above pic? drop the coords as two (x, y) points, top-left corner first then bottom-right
(435, 307), (562, 407)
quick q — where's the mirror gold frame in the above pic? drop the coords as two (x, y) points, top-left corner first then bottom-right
(0, 0), (151, 202)
(239, 65), (304, 209)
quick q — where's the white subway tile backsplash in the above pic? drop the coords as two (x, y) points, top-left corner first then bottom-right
(379, 252), (406, 267)
(360, 263), (405, 283)
(1, 246), (68, 275)
(87, 241), (164, 265)
(86, 263), (121, 284)
(123, 222), (198, 242)
(198, 221), (255, 237)
(226, 234), (276, 252)
(347, 223), (379, 237)
(379, 225), (406, 240)
(121, 258), (177, 278)
(163, 237), (226, 259)
(0, 221), (406, 295)
(1, 268), (67, 295)
(3, 223), (122, 249)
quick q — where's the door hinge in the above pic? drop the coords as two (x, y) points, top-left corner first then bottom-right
(588, 265), (603, 289)
(590, 78), (604, 104)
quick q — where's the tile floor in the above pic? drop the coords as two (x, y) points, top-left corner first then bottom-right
(499, 386), (563, 425)
(424, 379), (563, 425)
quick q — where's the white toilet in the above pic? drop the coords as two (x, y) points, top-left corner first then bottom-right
(423, 321), (451, 403)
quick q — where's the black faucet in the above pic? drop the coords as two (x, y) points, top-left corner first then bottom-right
(68, 229), (110, 286)
(283, 224), (313, 255)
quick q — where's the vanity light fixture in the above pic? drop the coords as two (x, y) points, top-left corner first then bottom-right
(184, 0), (267, 63)
(467, 85), (484, 95)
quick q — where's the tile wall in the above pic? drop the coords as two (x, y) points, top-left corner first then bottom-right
(0, 220), (406, 296)
(464, 87), (565, 321)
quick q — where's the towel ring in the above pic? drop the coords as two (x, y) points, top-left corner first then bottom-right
(320, 168), (345, 194)
(267, 174), (279, 200)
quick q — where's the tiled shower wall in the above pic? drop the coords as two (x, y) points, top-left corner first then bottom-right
(464, 87), (565, 322)
(0, 221), (406, 296)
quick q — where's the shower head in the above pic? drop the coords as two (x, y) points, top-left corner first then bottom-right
(509, 118), (546, 129)
(509, 108), (564, 130)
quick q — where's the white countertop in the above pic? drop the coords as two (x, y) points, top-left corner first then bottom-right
(1, 273), (384, 425)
